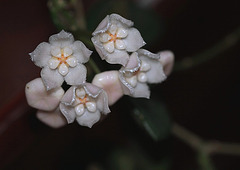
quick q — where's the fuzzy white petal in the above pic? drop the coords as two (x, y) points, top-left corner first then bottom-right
(126, 76), (138, 87)
(63, 47), (73, 57)
(109, 24), (117, 35)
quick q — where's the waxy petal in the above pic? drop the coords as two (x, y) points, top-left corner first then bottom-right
(86, 102), (97, 113)
(63, 46), (73, 57)
(76, 110), (101, 128)
(76, 88), (86, 99)
(48, 57), (60, 69)
(124, 28), (146, 52)
(75, 104), (85, 116)
(103, 41), (115, 53)
(51, 46), (61, 58)
(49, 30), (74, 48)
(30, 42), (51, 68)
(41, 67), (64, 90)
(108, 24), (118, 35)
(59, 103), (76, 124)
(64, 64), (87, 85)
(58, 63), (69, 76)
(116, 28), (128, 38)
(115, 39), (126, 50)
(71, 41), (92, 63)
(25, 78), (64, 111)
(66, 56), (77, 67)
(99, 33), (111, 43)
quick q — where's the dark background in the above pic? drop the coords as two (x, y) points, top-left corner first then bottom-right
(0, 0), (240, 169)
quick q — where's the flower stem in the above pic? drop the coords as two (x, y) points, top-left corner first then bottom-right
(174, 26), (240, 71)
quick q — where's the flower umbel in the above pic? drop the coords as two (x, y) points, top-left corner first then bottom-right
(30, 30), (92, 90)
(92, 14), (145, 66)
(60, 83), (110, 128)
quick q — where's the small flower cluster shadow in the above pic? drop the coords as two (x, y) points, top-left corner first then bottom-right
(25, 14), (174, 128)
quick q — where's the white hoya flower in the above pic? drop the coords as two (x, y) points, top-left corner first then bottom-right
(119, 49), (166, 98)
(30, 30), (92, 90)
(91, 13), (146, 66)
(60, 83), (110, 128)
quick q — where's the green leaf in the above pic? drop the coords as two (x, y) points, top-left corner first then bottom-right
(131, 98), (171, 141)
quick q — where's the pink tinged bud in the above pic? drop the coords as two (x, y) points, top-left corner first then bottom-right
(92, 71), (124, 106)
(36, 108), (67, 128)
(158, 50), (175, 76)
(25, 78), (64, 111)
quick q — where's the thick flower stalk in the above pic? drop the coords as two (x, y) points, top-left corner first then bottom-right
(119, 49), (166, 98)
(30, 30), (92, 90)
(91, 13), (145, 66)
(60, 83), (110, 128)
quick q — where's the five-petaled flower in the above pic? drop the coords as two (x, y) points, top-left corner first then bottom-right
(119, 49), (166, 98)
(30, 30), (92, 90)
(91, 13), (145, 66)
(59, 83), (110, 128)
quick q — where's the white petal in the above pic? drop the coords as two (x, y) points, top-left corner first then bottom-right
(76, 88), (86, 99)
(75, 104), (85, 116)
(30, 42), (51, 68)
(66, 56), (77, 67)
(115, 39), (126, 50)
(86, 102), (97, 113)
(76, 110), (101, 128)
(71, 41), (92, 64)
(99, 33), (111, 43)
(109, 24), (117, 35)
(137, 72), (148, 83)
(49, 30), (74, 48)
(48, 57), (60, 69)
(64, 64), (87, 85)
(117, 28), (128, 38)
(103, 41), (115, 53)
(140, 60), (151, 72)
(63, 47), (73, 57)
(41, 67), (64, 90)
(58, 63), (69, 76)
(51, 47), (61, 58)
(126, 76), (137, 87)
(124, 28), (146, 52)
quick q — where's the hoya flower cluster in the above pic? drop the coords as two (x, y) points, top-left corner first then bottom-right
(25, 14), (174, 128)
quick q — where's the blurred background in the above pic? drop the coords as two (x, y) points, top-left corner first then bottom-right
(0, 0), (240, 169)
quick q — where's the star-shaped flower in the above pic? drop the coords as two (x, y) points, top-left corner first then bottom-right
(91, 13), (146, 66)
(119, 49), (166, 98)
(60, 83), (110, 128)
(30, 30), (92, 90)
